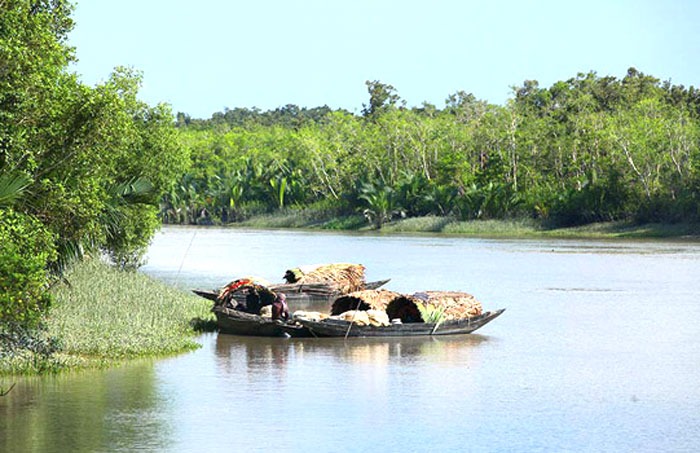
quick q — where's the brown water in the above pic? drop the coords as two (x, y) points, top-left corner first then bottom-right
(2, 227), (700, 452)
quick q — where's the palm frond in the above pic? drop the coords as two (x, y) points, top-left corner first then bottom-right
(416, 302), (446, 325)
(50, 238), (86, 276)
(108, 177), (154, 203)
(0, 172), (32, 208)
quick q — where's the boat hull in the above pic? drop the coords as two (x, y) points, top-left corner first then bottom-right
(213, 306), (310, 337)
(297, 309), (505, 337)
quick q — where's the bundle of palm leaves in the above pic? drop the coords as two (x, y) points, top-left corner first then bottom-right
(283, 263), (366, 294)
(325, 289), (485, 326)
(410, 291), (483, 320)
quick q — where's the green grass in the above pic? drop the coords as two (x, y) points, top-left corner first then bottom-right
(1, 259), (214, 375)
(231, 210), (700, 239)
(442, 218), (542, 236)
(539, 221), (700, 238)
(380, 216), (454, 233)
(317, 215), (367, 230)
(372, 216), (545, 237)
(235, 208), (367, 231)
(238, 209), (320, 228)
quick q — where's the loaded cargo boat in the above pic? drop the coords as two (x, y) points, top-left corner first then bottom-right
(198, 264), (386, 337)
(295, 309), (505, 337)
(292, 289), (505, 337)
(193, 263), (389, 305)
(192, 278), (391, 304)
(194, 264), (505, 338)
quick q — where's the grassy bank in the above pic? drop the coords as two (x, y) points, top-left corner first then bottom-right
(234, 210), (700, 239)
(0, 259), (214, 375)
(385, 217), (700, 239)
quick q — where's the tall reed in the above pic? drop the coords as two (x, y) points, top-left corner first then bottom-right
(48, 258), (213, 359)
(1, 258), (214, 375)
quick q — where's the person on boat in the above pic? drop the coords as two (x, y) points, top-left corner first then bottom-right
(240, 287), (258, 313)
(271, 293), (289, 321)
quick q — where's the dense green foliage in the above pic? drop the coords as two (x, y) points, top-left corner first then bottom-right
(0, 209), (56, 328)
(1, 1), (187, 330)
(168, 72), (700, 228)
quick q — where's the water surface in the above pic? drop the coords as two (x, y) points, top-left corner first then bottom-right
(2, 227), (699, 452)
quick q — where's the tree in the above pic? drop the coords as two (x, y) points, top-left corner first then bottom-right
(362, 80), (402, 119)
(0, 209), (56, 328)
(1, 1), (189, 329)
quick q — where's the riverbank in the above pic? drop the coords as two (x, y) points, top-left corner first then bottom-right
(0, 259), (214, 376)
(233, 211), (700, 239)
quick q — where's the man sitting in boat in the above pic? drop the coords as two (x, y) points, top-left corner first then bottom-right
(271, 293), (289, 321)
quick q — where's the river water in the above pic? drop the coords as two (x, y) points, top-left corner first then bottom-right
(2, 226), (700, 452)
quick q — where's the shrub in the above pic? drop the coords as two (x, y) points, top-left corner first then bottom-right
(0, 209), (57, 328)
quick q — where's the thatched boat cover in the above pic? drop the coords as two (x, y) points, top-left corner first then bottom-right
(216, 278), (276, 308)
(285, 263), (366, 294)
(405, 291), (483, 320)
(331, 290), (483, 324)
(331, 290), (405, 315)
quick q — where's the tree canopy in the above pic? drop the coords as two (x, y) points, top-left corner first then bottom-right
(168, 69), (699, 228)
(1, 1), (187, 328)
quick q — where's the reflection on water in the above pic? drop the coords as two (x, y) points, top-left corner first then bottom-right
(214, 334), (488, 374)
(1, 361), (168, 452)
(3, 227), (700, 452)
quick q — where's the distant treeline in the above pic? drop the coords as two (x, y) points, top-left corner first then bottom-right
(176, 105), (342, 130)
(166, 72), (700, 228)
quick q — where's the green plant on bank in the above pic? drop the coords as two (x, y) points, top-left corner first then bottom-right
(0, 173), (31, 208)
(221, 208), (700, 239)
(358, 181), (405, 229)
(442, 218), (542, 236)
(0, 323), (71, 375)
(0, 209), (57, 329)
(379, 215), (454, 233)
(49, 259), (213, 359)
(0, 259), (214, 375)
(2, 1), (189, 349)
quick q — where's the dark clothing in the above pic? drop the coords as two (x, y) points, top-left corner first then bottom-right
(244, 292), (260, 314)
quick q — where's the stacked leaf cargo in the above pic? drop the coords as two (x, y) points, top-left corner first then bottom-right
(212, 264), (370, 308)
(275, 263), (366, 297)
(297, 289), (484, 325)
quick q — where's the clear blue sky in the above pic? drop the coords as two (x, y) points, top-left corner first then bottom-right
(68, 0), (700, 119)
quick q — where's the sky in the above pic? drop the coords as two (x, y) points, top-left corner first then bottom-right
(68, 0), (700, 119)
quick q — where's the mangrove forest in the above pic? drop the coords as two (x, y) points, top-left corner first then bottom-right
(168, 75), (700, 230)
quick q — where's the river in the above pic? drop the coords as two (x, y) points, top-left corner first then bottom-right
(2, 226), (700, 452)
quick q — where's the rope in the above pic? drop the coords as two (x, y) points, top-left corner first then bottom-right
(175, 229), (197, 280)
(344, 300), (361, 339)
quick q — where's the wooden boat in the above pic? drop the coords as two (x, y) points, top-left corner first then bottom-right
(204, 278), (505, 339)
(296, 308), (505, 337)
(192, 278), (391, 304)
(212, 306), (310, 337)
